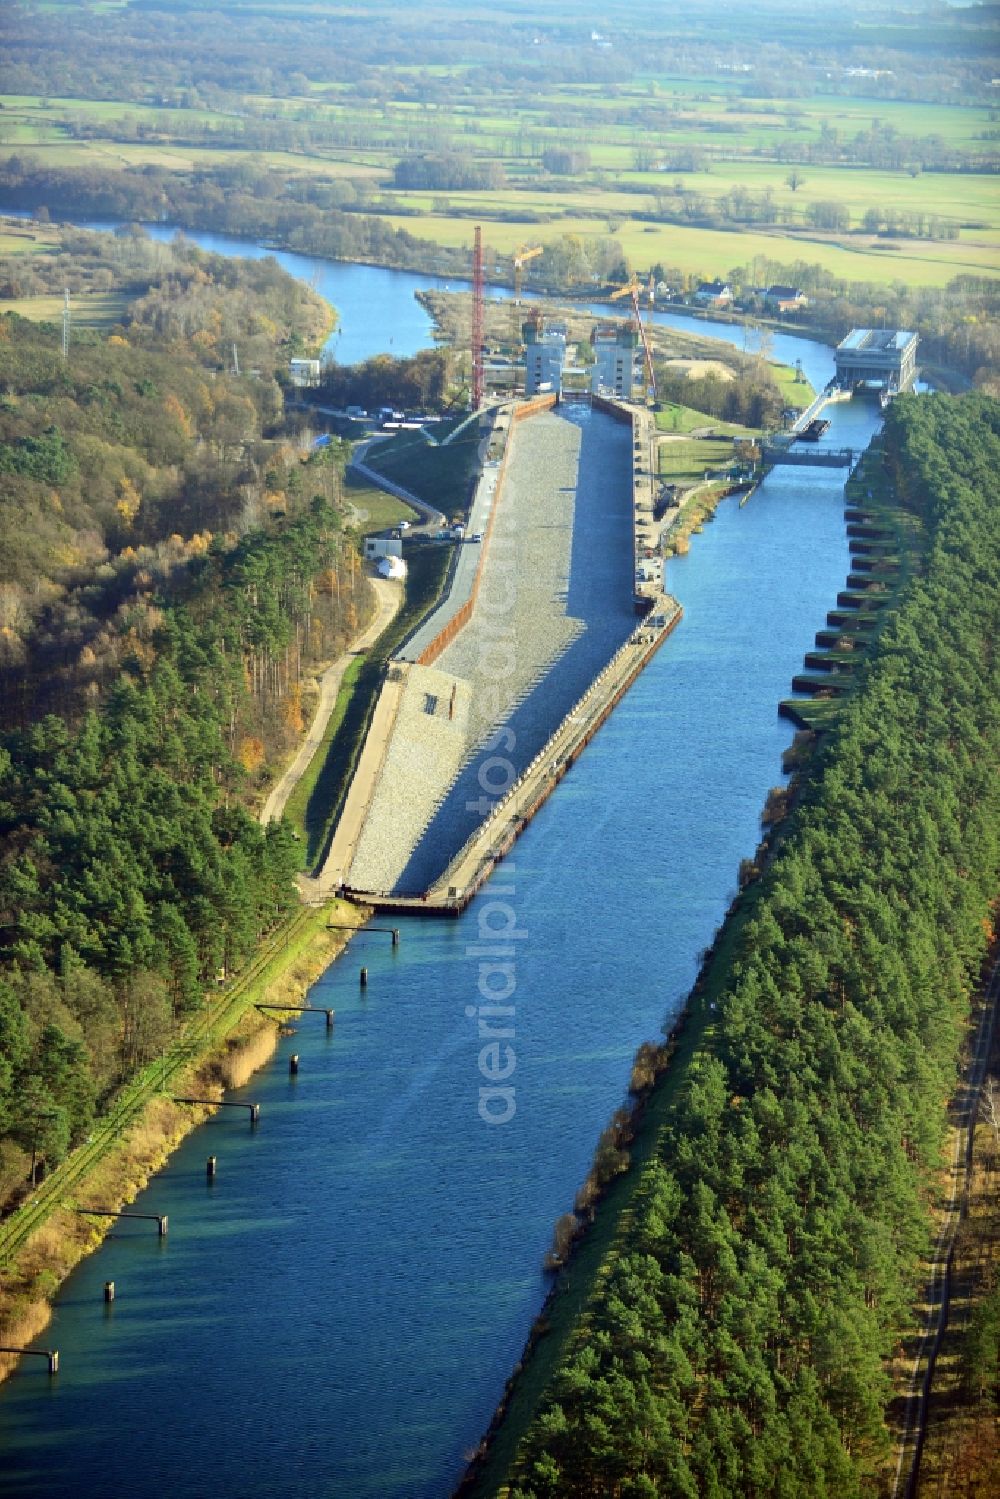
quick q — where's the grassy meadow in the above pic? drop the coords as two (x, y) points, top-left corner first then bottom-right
(1, 69), (996, 291)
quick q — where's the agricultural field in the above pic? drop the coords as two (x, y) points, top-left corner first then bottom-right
(1, 0), (997, 295)
(0, 221), (59, 256)
(382, 212), (997, 289)
(0, 290), (127, 326)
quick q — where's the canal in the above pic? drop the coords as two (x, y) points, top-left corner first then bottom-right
(0, 234), (882, 1497)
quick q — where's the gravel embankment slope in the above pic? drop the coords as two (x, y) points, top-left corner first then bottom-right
(347, 664), (472, 892)
(397, 407), (636, 892)
(347, 408), (636, 894)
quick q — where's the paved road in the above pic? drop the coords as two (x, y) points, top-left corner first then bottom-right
(260, 576), (403, 827)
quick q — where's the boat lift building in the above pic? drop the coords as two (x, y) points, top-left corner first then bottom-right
(834, 329), (919, 394)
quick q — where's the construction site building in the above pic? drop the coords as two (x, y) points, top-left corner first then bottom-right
(591, 323), (643, 398)
(524, 318), (568, 395)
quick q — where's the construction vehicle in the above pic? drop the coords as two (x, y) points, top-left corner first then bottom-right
(610, 275), (657, 400)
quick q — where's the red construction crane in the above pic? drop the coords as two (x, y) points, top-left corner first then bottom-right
(472, 225), (485, 409)
(610, 275), (657, 400)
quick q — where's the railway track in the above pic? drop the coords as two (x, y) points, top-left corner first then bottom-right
(891, 954), (1000, 1498)
(0, 907), (315, 1269)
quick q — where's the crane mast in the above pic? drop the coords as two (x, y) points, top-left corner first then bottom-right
(610, 276), (657, 401)
(472, 225), (485, 409)
(510, 243), (543, 353)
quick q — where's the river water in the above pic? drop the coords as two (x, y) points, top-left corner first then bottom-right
(0, 231), (882, 1497)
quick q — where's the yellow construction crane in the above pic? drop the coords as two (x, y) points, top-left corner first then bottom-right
(610, 275), (657, 400)
(510, 243), (544, 350)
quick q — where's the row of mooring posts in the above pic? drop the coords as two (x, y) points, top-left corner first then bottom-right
(327, 923), (400, 947)
(0, 1346), (59, 1374)
(11, 923), (401, 1374)
(172, 1098), (261, 1123)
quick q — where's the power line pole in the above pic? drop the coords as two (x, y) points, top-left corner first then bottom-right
(61, 288), (70, 360)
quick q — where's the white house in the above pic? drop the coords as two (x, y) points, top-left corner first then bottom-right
(693, 280), (733, 308)
(763, 285), (808, 312)
(364, 535), (403, 562)
(288, 357), (321, 387)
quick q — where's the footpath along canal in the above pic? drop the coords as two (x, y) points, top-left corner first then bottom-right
(0, 235), (881, 1496)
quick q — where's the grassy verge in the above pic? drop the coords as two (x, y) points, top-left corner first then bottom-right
(344, 471), (418, 531)
(771, 360), (815, 409)
(282, 653), (365, 849)
(362, 418), (481, 520)
(658, 433), (747, 487)
(654, 401), (727, 434)
(0, 897), (368, 1380)
(663, 481), (739, 557)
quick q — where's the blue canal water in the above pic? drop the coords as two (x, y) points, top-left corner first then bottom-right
(0, 232), (883, 1496)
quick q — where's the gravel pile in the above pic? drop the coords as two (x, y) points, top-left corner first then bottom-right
(399, 407), (637, 892)
(348, 408), (636, 894)
(347, 664), (472, 893)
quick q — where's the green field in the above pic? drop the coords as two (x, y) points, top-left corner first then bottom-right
(343, 474), (418, 531)
(2, 54), (996, 293)
(0, 290), (128, 325)
(0, 222), (60, 256)
(385, 210), (997, 287)
(659, 434), (744, 486)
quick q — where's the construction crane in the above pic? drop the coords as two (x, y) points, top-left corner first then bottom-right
(472, 225), (485, 409)
(610, 275), (657, 400)
(510, 243), (544, 351)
